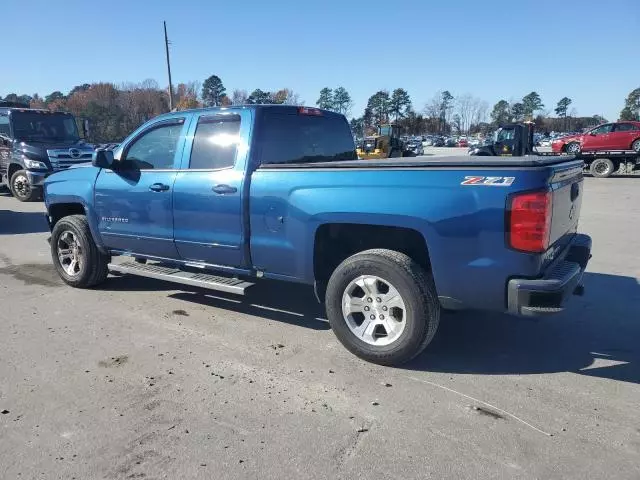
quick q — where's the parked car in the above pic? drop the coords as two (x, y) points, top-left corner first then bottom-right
(445, 137), (457, 147)
(552, 122), (640, 154)
(404, 139), (424, 156)
(43, 105), (591, 366)
(457, 138), (469, 148)
(422, 136), (434, 147)
(431, 136), (445, 147)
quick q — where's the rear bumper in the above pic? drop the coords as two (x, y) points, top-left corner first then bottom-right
(507, 233), (592, 316)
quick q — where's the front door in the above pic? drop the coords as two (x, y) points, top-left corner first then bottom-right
(94, 116), (190, 259)
(172, 110), (250, 267)
(0, 113), (10, 182)
(611, 122), (639, 150)
(582, 123), (613, 151)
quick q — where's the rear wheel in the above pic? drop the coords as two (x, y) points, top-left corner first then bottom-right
(51, 215), (110, 288)
(325, 249), (440, 366)
(10, 170), (40, 202)
(632, 139), (640, 153)
(590, 158), (615, 178)
(565, 142), (581, 155)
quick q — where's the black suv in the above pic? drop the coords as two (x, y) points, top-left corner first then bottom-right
(0, 106), (94, 201)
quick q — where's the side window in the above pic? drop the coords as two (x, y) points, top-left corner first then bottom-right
(0, 115), (9, 137)
(189, 114), (241, 169)
(614, 123), (637, 132)
(259, 113), (357, 165)
(124, 121), (184, 170)
(590, 124), (613, 135)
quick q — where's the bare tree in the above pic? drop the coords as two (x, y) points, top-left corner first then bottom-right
(454, 93), (474, 134)
(231, 89), (248, 105)
(471, 98), (489, 129)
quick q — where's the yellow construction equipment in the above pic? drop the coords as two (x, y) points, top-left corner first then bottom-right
(356, 124), (405, 159)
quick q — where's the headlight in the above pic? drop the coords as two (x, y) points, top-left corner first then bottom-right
(24, 158), (48, 169)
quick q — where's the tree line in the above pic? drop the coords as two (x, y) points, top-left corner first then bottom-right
(0, 75), (303, 143)
(2, 75), (639, 142)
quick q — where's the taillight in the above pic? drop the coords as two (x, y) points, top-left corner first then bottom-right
(298, 107), (323, 116)
(508, 190), (553, 253)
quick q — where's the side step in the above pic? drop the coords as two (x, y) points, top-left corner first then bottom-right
(108, 261), (254, 295)
(521, 306), (564, 315)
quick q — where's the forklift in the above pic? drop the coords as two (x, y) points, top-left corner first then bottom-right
(469, 122), (640, 178)
(356, 124), (407, 159)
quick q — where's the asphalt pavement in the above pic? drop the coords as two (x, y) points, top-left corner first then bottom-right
(1, 176), (639, 479)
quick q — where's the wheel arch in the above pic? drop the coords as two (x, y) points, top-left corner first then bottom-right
(47, 198), (107, 253)
(313, 223), (433, 300)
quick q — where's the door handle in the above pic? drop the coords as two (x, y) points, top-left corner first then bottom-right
(212, 184), (237, 194)
(149, 183), (170, 192)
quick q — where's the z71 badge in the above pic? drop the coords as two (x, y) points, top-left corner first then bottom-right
(461, 176), (515, 186)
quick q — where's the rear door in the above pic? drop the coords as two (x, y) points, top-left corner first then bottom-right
(611, 122), (639, 150)
(582, 123), (613, 150)
(172, 109), (252, 267)
(94, 116), (191, 259)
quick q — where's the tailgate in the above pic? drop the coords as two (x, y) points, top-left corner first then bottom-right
(548, 162), (584, 258)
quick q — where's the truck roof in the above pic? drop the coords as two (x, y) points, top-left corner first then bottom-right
(0, 107), (72, 115)
(155, 104), (343, 121)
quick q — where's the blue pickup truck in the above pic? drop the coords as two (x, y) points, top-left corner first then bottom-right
(43, 105), (592, 365)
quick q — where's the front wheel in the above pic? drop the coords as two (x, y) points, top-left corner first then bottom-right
(632, 139), (640, 153)
(10, 170), (40, 202)
(325, 249), (440, 366)
(565, 142), (581, 155)
(51, 214), (110, 288)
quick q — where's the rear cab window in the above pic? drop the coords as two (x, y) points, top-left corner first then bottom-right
(257, 110), (357, 165)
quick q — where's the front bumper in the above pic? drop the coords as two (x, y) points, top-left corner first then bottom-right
(25, 170), (50, 187)
(507, 233), (592, 316)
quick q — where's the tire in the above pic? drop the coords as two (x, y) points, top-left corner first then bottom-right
(325, 249), (440, 366)
(10, 169), (40, 202)
(590, 158), (615, 178)
(565, 142), (581, 155)
(632, 139), (640, 153)
(51, 214), (110, 288)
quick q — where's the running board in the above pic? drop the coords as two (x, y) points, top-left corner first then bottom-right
(108, 261), (254, 295)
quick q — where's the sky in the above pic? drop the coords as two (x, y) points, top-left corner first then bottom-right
(2, 0), (639, 121)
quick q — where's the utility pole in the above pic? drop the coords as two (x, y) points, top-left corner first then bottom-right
(164, 21), (174, 111)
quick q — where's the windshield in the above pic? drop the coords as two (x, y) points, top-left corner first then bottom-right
(11, 112), (80, 143)
(493, 127), (515, 143)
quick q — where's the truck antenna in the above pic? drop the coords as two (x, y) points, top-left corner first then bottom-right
(164, 21), (175, 111)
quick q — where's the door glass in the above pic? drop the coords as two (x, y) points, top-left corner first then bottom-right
(0, 115), (10, 137)
(590, 124), (613, 135)
(189, 115), (241, 169)
(614, 123), (638, 132)
(124, 122), (184, 170)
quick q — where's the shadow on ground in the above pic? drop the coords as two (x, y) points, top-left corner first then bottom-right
(101, 270), (639, 381)
(407, 272), (640, 384)
(0, 209), (49, 234)
(102, 274), (329, 331)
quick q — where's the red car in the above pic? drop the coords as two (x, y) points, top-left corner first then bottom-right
(457, 138), (468, 147)
(552, 121), (640, 154)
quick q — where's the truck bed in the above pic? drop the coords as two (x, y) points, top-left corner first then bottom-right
(259, 155), (581, 169)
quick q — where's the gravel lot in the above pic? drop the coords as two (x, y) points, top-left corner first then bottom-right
(1, 177), (639, 480)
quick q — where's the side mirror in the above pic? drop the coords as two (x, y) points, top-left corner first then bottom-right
(92, 149), (114, 169)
